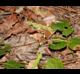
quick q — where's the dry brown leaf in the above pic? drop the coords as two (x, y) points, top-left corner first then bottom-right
(5, 20), (28, 38)
(27, 28), (38, 34)
(44, 47), (52, 56)
(5, 33), (39, 61)
(0, 6), (16, 12)
(30, 33), (44, 42)
(0, 14), (18, 34)
(43, 30), (51, 39)
(23, 8), (42, 22)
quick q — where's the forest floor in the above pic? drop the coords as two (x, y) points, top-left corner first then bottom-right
(0, 6), (80, 69)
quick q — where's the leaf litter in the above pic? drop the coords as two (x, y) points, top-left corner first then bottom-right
(0, 6), (80, 69)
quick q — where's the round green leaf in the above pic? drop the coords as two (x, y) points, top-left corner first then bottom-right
(44, 57), (64, 69)
(68, 37), (80, 50)
(4, 60), (24, 69)
(49, 41), (67, 50)
(51, 20), (74, 37)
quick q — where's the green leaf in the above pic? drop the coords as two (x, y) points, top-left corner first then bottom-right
(68, 37), (80, 50)
(62, 27), (73, 37)
(44, 57), (64, 69)
(31, 52), (42, 69)
(51, 20), (74, 37)
(49, 40), (66, 50)
(4, 60), (24, 69)
(0, 44), (11, 57)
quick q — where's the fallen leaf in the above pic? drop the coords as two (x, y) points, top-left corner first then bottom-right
(0, 14), (19, 34)
(23, 8), (41, 21)
(4, 20), (28, 39)
(0, 6), (16, 12)
(27, 21), (53, 33)
(44, 30), (51, 39)
(30, 33), (44, 42)
(27, 28), (38, 34)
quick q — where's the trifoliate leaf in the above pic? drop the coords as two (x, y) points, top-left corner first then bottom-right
(51, 20), (74, 37)
(68, 37), (80, 50)
(44, 57), (64, 69)
(4, 60), (24, 69)
(49, 40), (66, 50)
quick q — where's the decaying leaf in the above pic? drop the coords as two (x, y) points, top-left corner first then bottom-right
(27, 21), (53, 33)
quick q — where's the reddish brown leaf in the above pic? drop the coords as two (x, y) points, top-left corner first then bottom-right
(0, 14), (18, 34)
(27, 28), (38, 34)
(5, 20), (28, 38)
(44, 30), (51, 39)
(23, 8), (42, 21)
(0, 6), (16, 12)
